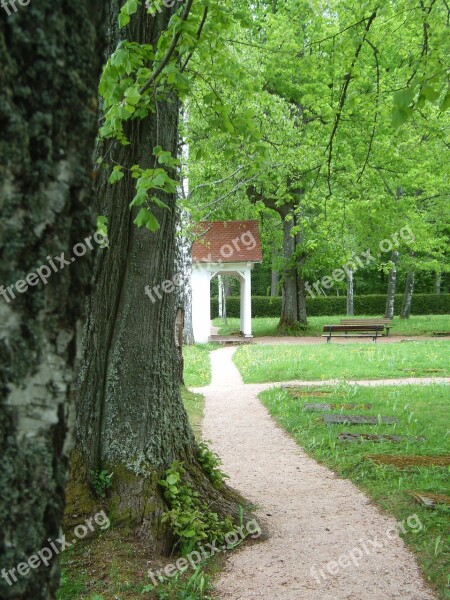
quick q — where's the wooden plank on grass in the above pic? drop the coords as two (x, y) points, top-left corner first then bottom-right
(323, 414), (399, 425)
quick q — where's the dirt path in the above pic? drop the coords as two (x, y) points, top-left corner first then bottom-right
(199, 347), (437, 600)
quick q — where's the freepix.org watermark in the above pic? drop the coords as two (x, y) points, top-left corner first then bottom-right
(1, 0), (30, 16)
(305, 225), (415, 298)
(0, 232), (108, 305)
(148, 518), (262, 586)
(144, 229), (257, 303)
(310, 513), (423, 584)
(1, 511), (110, 587)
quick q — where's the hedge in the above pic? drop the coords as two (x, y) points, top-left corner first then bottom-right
(211, 294), (450, 318)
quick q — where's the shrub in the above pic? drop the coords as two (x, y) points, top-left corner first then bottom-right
(211, 294), (450, 318)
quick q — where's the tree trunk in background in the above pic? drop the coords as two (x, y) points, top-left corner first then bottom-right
(247, 188), (307, 328)
(384, 250), (399, 319)
(435, 270), (441, 294)
(74, 1), (241, 554)
(218, 275), (224, 317)
(0, 3), (107, 598)
(183, 251), (195, 345)
(279, 214), (299, 326)
(271, 269), (279, 296)
(271, 248), (279, 296)
(400, 270), (415, 319)
(346, 270), (354, 316)
(224, 276), (233, 298)
(174, 211), (186, 383)
(176, 210), (194, 346)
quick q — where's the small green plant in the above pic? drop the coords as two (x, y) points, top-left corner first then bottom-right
(142, 565), (212, 599)
(89, 469), (113, 498)
(159, 462), (233, 554)
(196, 442), (228, 488)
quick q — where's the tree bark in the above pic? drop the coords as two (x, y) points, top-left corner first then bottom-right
(384, 250), (399, 319)
(74, 1), (243, 554)
(0, 3), (107, 598)
(346, 269), (354, 316)
(400, 270), (415, 319)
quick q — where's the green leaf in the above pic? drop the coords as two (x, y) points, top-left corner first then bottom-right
(118, 12), (130, 28)
(96, 216), (109, 246)
(180, 529), (197, 538)
(108, 165), (125, 184)
(393, 88), (415, 110)
(440, 89), (450, 111)
(392, 106), (412, 128)
(124, 87), (141, 106)
(144, 211), (160, 232)
(134, 207), (160, 232)
(421, 85), (439, 102)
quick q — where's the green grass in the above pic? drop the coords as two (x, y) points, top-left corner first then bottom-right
(183, 343), (218, 387)
(213, 314), (450, 338)
(182, 387), (204, 439)
(233, 340), (450, 383)
(259, 383), (450, 599)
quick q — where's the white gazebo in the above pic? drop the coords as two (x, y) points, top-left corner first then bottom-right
(191, 220), (262, 343)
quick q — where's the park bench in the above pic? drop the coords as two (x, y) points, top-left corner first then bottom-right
(340, 318), (393, 337)
(322, 324), (384, 342)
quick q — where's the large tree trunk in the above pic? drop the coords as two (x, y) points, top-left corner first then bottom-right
(384, 250), (399, 318)
(74, 1), (242, 554)
(0, 3), (107, 598)
(400, 269), (415, 319)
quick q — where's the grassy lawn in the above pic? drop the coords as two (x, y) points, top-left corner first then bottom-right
(214, 314), (450, 337)
(183, 343), (218, 387)
(260, 384), (450, 599)
(233, 340), (450, 383)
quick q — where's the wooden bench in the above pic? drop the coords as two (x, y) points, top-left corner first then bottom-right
(322, 324), (384, 342)
(340, 318), (393, 337)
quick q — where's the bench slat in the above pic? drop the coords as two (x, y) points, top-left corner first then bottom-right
(323, 325), (384, 332)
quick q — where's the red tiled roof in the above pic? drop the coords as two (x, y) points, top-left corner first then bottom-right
(192, 220), (262, 264)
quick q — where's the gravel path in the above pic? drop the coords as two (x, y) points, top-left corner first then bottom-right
(199, 347), (438, 600)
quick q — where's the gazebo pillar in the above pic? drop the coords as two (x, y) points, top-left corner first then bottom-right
(239, 268), (253, 338)
(192, 267), (211, 344)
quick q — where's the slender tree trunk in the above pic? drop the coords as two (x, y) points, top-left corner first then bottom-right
(297, 275), (308, 323)
(271, 269), (279, 296)
(179, 222), (194, 346)
(279, 215), (298, 327)
(384, 250), (399, 318)
(435, 270), (441, 294)
(400, 270), (415, 319)
(0, 3), (107, 598)
(271, 248), (279, 296)
(218, 275), (224, 317)
(73, 1), (242, 554)
(224, 277), (232, 298)
(223, 277), (228, 325)
(346, 270), (354, 316)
